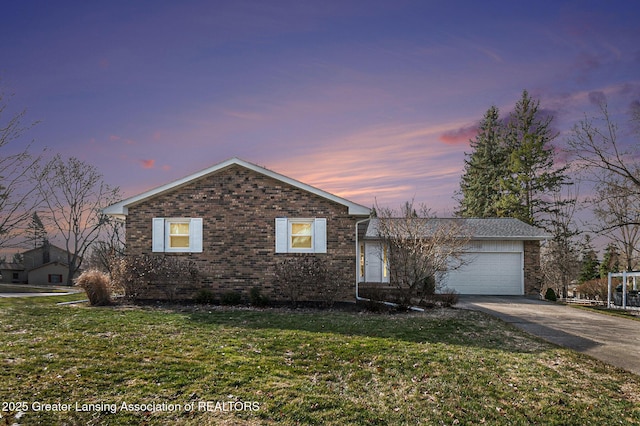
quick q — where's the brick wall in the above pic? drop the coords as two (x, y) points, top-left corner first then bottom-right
(126, 164), (364, 302)
(524, 240), (542, 296)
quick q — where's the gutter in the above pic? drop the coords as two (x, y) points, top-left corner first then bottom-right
(354, 217), (424, 312)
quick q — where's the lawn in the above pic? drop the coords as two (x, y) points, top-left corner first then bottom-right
(0, 284), (78, 293)
(1, 295), (639, 425)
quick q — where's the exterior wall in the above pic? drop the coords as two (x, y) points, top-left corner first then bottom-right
(0, 265), (26, 283)
(126, 164), (364, 301)
(28, 263), (69, 286)
(523, 240), (542, 296)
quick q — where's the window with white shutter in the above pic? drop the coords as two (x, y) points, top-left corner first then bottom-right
(152, 218), (203, 253)
(275, 218), (327, 253)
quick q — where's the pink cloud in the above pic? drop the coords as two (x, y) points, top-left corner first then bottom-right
(438, 124), (478, 145)
(109, 135), (121, 141)
(140, 159), (156, 169)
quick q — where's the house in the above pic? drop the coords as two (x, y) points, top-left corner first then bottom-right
(103, 157), (548, 302)
(0, 243), (79, 285)
(0, 262), (26, 284)
(103, 157), (371, 301)
(360, 218), (549, 296)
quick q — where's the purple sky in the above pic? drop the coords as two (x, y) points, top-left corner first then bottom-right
(2, 0), (639, 214)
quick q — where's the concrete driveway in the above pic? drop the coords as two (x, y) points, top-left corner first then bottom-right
(457, 295), (640, 376)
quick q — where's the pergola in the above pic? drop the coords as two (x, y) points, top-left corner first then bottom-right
(607, 271), (640, 309)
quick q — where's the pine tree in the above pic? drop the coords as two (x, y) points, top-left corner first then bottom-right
(27, 212), (48, 248)
(599, 243), (620, 277)
(457, 106), (506, 217)
(496, 90), (568, 227)
(578, 235), (600, 283)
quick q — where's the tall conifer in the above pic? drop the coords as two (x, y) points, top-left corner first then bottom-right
(497, 91), (568, 226)
(457, 106), (505, 217)
(458, 91), (569, 228)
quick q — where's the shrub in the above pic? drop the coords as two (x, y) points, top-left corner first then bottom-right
(75, 269), (112, 306)
(436, 290), (459, 307)
(576, 278), (608, 300)
(110, 255), (201, 301)
(273, 256), (329, 306)
(193, 289), (216, 304)
(220, 291), (242, 306)
(545, 287), (557, 302)
(250, 287), (270, 307)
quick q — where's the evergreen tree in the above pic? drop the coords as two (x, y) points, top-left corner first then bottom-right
(496, 90), (569, 227)
(599, 243), (620, 277)
(457, 106), (506, 217)
(27, 212), (48, 248)
(578, 235), (600, 283)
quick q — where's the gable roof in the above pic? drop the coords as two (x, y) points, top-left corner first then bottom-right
(366, 217), (550, 241)
(103, 157), (371, 218)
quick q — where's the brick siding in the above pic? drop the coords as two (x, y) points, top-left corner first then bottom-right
(524, 240), (542, 296)
(126, 164), (363, 302)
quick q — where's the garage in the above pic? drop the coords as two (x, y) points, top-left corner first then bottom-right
(440, 241), (524, 295)
(360, 218), (548, 296)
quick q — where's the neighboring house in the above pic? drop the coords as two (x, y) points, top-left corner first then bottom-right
(0, 262), (26, 284)
(103, 157), (371, 301)
(1, 243), (79, 286)
(103, 157), (549, 302)
(360, 218), (549, 296)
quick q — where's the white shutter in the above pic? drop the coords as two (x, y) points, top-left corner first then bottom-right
(190, 218), (203, 252)
(275, 218), (288, 253)
(152, 218), (165, 252)
(313, 218), (327, 253)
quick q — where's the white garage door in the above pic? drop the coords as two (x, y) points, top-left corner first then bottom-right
(441, 251), (523, 295)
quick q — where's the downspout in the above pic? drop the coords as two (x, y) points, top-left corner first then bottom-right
(355, 217), (424, 312)
(355, 218), (370, 302)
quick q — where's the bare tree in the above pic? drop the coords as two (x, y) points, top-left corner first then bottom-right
(566, 101), (640, 201)
(374, 201), (472, 307)
(540, 185), (581, 298)
(85, 218), (126, 273)
(35, 155), (121, 285)
(0, 90), (43, 248)
(593, 175), (640, 271)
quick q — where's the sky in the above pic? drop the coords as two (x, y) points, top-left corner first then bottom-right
(1, 0), (639, 216)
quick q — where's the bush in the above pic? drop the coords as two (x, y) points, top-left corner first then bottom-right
(545, 287), (557, 302)
(110, 255), (200, 301)
(576, 278), (608, 300)
(436, 290), (459, 307)
(220, 291), (242, 306)
(273, 256), (330, 306)
(75, 269), (112, 306)
(193, 289), (216, 304)
(250, 287), (270, 307)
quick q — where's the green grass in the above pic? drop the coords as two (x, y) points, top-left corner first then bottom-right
(571, 304), (640, 322)
(1, 297), (639, 425)
(0, 283), (79, 293)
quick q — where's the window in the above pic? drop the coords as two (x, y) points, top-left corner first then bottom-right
(48, 274), (63, 284)
(383, 245), (388, 278)
(359, 242), (365, 278)
(290, 220), (313, 249)
(275, 218), (326, 253)
(169, 221), (191, 249)
(152, 218), (203, 253)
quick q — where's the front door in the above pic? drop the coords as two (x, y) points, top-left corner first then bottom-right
(364, 242), (388, 283)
